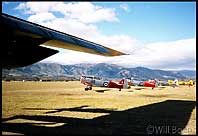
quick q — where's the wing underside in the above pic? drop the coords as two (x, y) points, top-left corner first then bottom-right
(1, 13), (126, 69)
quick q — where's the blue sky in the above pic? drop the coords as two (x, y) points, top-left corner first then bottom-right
(96, 2), (196, 43)
(2, 2), (196, 70)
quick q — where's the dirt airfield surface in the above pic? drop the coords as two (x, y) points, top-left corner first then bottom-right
(2, 81), (196, 135)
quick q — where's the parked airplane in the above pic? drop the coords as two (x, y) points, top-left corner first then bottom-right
(1, 13), (126, 69)
(178, 80), (194, 86)
(80, 75), (129, 91)
(143, 79), (158, 89)
(158, 80), (170, 86)
(127, 78), (158, 89)
(126, 78), (144, 86)
(169, 79), (179, 88)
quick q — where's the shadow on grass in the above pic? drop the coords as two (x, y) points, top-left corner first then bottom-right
(157, 86), (167, 90)
(158, 86), (166, 89)
(22, 106), (117, 114)
(134, 87), (147, 90)
(94, 89), (111, 93)
(2, 100), (195, 135)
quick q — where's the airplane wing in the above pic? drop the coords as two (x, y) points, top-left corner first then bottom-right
(1, 13), (126, 69)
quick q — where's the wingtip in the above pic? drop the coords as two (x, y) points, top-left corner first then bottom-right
(109, 51), (129, 57)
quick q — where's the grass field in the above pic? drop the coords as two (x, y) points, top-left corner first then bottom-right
(2, 81), (196, 135)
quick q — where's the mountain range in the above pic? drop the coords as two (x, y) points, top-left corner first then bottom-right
(2, 62), (196, 81)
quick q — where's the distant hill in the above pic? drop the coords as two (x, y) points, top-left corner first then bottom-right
(2, 62), (196, 81)
(174, 70), (196, 78)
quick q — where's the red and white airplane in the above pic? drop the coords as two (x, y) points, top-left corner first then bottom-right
(127, 78), (158, 89)
(80, 75), (129, 91)
(143, 79), (158, 89)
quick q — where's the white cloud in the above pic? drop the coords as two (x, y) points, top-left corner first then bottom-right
(15, 2), (118, 23)
(27, 12), (56, 23)
(15, 3), (26, 10)
(35, 17), (101, 39)
(120, 4), (130, 12)
(93, 35), (143, 54)
(52, 2), (118, 23)
(15, 2), (60, 14)
(106, 38), (196, 70)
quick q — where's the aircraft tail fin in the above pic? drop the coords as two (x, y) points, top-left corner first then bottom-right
(119, 78), (129, 89)
(174, 79), (179, 86)
(80, 75), (85, 84)
(153, 79), (158, 87)
(118, 79), (124, 84)
(171, 79), (179, 87)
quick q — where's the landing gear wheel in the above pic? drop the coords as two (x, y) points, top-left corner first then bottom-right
(89, 87), (92, 90)
(85, 87), (89, 91)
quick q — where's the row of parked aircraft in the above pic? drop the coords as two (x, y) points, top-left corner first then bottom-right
(80, 75), (181, 91)
(80, 75), (195, 91)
